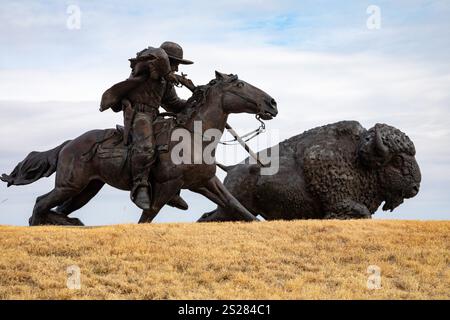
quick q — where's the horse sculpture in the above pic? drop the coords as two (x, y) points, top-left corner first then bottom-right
(1, 71), (278, 226)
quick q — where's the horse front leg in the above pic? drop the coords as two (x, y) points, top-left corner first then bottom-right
(191, 176), (258, 222)
(138, 178), (184, 223)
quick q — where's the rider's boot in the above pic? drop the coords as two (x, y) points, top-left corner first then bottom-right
(130, 147), (155, 210)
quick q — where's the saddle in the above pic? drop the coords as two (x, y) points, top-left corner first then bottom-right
(81, 115), (177, 163)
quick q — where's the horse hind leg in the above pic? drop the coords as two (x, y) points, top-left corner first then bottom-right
(138, 179), (184, 223)
(29, 187), (84, 226)
(56, 180), (105, 216)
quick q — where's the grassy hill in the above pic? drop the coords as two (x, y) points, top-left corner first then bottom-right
(0, 220), (448, 299)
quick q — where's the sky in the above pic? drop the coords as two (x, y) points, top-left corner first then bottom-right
(0, 0), (449, 225)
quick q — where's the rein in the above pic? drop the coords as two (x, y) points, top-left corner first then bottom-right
(219, 115), (266, 145)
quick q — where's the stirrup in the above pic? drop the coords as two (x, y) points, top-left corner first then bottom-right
(131, 184), (152, 210)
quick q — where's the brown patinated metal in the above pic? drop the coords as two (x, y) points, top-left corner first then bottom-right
(199, 121), (421, 222)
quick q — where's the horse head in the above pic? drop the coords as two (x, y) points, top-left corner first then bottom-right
(208, 71), (278, 120)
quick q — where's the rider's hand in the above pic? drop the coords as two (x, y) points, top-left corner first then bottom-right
(164, 72), (179, 85)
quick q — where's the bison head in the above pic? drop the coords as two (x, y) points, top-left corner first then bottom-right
(358, 123), (421, 211)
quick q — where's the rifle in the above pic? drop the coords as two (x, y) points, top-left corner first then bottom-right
(174, 73), (196, 92)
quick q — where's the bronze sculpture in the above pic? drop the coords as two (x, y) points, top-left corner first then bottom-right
(199, 121), (421, 222)
(1, 71), (278, 226)
(100, 41), (193, 210)
(2, 42), (422, 226)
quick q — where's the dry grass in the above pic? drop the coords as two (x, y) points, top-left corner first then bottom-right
(0, 220), (449, 299)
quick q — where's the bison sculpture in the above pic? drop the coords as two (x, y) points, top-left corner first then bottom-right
(199, 121), (421, 221)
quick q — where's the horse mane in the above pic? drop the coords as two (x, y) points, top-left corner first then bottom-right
(176, 74), (238, 123)
(185, 84), (210, 108)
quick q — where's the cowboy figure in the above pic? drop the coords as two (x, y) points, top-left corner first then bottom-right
(100, 41), (194, 210)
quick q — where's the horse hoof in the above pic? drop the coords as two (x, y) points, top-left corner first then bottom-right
(67, 217), (84, 226)
(197, 212), (213, 222)
(29, 212), (84, 226)
(167, 195), (188, 210)
(29, 216), (41, 226)
(247, 215), (259, 222)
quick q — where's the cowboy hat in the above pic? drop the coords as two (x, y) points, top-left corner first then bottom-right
(160, 41), (193, 65)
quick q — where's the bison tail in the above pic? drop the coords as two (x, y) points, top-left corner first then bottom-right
(1, 140), (71, 187)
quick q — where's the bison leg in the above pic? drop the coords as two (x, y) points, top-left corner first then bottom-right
(324, 199), (371, 219)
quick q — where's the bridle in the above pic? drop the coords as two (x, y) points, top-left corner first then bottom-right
(218, 89), (267, 145)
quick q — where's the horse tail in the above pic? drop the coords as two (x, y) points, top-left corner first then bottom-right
(215, 162), (238, 172)
(1, 140), (71, 187)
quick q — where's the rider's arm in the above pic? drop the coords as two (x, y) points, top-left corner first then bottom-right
(161, 83), (187, 113)
(130, 47), (172, 81)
